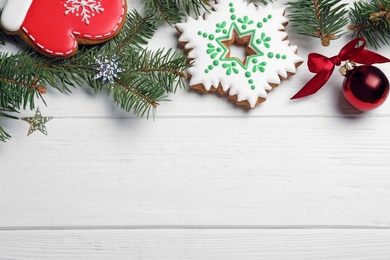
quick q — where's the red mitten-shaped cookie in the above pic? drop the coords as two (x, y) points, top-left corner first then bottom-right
(1, 0), (126, 57)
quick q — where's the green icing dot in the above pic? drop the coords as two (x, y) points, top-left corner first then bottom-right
(230, 8), (235, 12)
(213, 60), (219, 66)
(252, 58), (258, 64)
(198, 31), (202, 35)
(268, 14), (272, 19)
(282, 55), (287, 59)
(205, 69), (209, 73)
(268, 52), (274, 58)
(203, 32), (208, 38)
(231, 14), (236, 20)
(251, 85), (256, 90)
(245, 72), (251, 78)
(229, 2), (233, 6)
(242, 24), (247, 29)
(263, 17), (268, 22)
(257, 22), (263, 28)
(256, 39), (261, 44)
(232, 61), (237, 66)
(217, 47), (222, 52)
(223, 29), (228, 34)
(249, 79), (254, 84)
(276, 54), (281, 59)
(208, 34), (215, 40)
(208, 65), (213, 70)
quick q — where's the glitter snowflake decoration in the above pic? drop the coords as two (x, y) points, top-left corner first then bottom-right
(176, 0), (303, 108)
(64, 0), (104, 25)
(93, 54), (124, 84)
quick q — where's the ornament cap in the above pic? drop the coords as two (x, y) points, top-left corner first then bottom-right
(339, 60), (356, 76)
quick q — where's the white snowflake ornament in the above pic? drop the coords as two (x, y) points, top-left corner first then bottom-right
(176, 0), (303, 108)
(94, 54), (124, 84)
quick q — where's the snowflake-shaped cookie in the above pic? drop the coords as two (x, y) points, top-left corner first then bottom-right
(176, 0), (303, 108)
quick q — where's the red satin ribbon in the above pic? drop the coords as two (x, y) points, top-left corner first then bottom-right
(291, 38), (390, 99)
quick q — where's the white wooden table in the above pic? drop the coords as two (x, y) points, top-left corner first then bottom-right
(1, 0), (390, 258)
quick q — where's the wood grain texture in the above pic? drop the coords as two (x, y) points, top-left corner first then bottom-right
(1, 229), (390, 259)
(1, 117), (390, 227)
(1, 0), (390, 258)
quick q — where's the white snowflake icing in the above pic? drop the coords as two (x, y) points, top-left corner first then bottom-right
(64, 0), (104, 25)
(176, 0), (303, 108)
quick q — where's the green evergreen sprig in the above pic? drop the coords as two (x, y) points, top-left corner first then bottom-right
(249, 0), (274, 6)
(0, 125), (11, 142)
(0, 53), (46, 111)
(143, 0), (210, 25)
(349, 0), (390, 49)
(287, 0), (349, 46)
(0, 2), (197, 141)
(0, 104), (18, 142)
(177, 0), (211, 17)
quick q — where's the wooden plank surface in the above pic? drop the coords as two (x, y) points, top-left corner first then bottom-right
(1, 229), (390, 259)
(1, 117), (390, 227)
(1, 0), (390, 258)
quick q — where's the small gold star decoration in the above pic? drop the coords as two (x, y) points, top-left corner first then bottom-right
(22, 107), (53, 136)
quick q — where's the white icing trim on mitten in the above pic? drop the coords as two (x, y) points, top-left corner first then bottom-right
(1, 0), (33, 32)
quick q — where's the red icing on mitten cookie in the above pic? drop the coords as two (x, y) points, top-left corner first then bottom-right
(1, 0), (126, 57)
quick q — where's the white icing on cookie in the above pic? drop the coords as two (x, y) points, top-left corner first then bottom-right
(1, 0), (32, 32)
(176, 0), (303, 108)
(64, 0), (105, 25)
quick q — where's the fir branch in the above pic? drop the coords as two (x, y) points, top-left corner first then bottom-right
(110, 75), (168, 118)
(0, 6), (191, 140)
(114, 78), (160, 109)
(287, 0), (349, 46)
(33, 11), (157, 91)
(113, 10), (156, 53)
(38, 59), (89, 92)
(135, 48), (189, 93)
(143, 0), (182, 25)
(0, 123), (11, 142)
(349, 0), (390, 49)
(0, 104), (20, 142)
(36, 45), (107, 93)
(143, 0), (210, 25)
(106, 48), (188, 117)
(0, 53), (46, 111)
(175, 0), (210, 17)
(249, 0), (274, 6)
(0, 76), (46, 94)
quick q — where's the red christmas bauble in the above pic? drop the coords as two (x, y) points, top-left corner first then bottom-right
(342, 65), (389, 111)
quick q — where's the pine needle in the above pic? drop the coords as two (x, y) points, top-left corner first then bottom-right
(349, 0), (390, 49)
(0, 2), (199, 141)
(287, 0), (349, 46)
(143, 0), (210, 25)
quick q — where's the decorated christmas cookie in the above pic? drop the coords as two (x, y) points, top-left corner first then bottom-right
(0, 0), (126, 57)
(176, 0), (303, 108)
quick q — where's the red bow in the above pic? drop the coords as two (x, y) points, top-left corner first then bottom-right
(291, 38), (390, 99)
